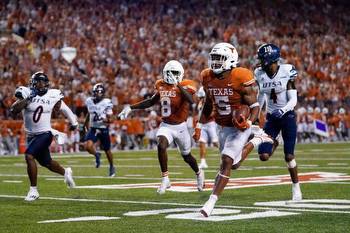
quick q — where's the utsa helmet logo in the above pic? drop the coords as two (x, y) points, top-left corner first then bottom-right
(30, 71), (50, 96)
(257, 43), (281, 69)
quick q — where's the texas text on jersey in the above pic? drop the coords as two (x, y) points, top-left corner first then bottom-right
(155, 79), (197, 124)
(201, 67), (255, 127)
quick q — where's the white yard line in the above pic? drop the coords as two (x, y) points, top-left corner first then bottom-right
(0, 194), (349, 214)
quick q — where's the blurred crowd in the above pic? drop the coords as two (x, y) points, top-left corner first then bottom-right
(0, 0), (349, 154)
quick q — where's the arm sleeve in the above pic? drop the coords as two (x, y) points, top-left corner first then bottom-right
(60, 101), (78, 126)
(281, 89), (297, 113)
(257, 91), (266, 111)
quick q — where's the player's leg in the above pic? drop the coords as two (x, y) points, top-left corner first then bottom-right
(282, 111), (302, 201)
(198, 127), (209, 169)
(155, 123), (173, 194)
(201, 127), (250, 217)
(232, 126), (274, 169)
(99, 128), (115, 177)
(36, 133), (76, 188)
(175, 122), (204, 191)
(84, 128), (101, 168)
(258, 116), (281, 161)
(24, 135), (41, 201)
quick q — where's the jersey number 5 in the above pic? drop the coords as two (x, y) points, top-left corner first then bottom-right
(214, 96), (231, 115)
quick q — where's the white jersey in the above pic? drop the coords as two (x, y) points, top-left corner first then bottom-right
(255, 64), (298, 113)
(21, 88), (63, 135)
(86, 97), (113, 129)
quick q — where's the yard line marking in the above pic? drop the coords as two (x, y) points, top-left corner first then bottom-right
(1, 195), (349, 214)
(328, 163), (348, 166)
(2, 180), (22, 183)
(38, 216), (120, 223)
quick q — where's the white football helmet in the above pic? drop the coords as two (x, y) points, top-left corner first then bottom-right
(339, 108), (345, 114)
(162, 60), (184, 85)
(208, 42), (239, 74)
(322, 107), (329, 114)
(314, 107), (321, 113)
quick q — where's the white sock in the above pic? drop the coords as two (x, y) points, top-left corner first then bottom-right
(209, 194), (218, 202)
(30, 186), (37, 191)
(201, 159), (206, 163)
(250, 137), (262, 148)
(292, 183), (300, 190)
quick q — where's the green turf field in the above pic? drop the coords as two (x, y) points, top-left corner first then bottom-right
(1, 143), (350, 233)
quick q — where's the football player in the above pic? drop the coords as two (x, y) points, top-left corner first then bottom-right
(84, 83), (116, 177)
(10, 71), (78, 201)
(193, 87), (219, 169)
(255, 43), (302, 201)
(118, 60), (205, 194)
(194, 43), (273, 217)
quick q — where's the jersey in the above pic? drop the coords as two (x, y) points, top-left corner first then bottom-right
(86, 97), (113, 129)
(155, 79), (197, 124)
(21, 88), (63, 135)
(201, 67), (255, 127)
(255, 64), (298, 114)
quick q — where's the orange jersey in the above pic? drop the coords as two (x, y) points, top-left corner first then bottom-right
(155, 79), (197, 124)
(201, 67), (255, 127)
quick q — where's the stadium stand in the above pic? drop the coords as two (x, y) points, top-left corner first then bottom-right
(0, 0), (349, 153)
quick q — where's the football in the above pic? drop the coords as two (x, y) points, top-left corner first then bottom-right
(233, 105), (250, 123)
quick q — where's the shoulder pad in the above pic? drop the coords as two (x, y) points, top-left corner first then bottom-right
(281, 64), (298, 79)
(47, 89), (64, 99)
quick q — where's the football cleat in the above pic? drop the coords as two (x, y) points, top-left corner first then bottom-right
(95, 152), (101, 168)
(196, 169), (205, 191)
(157, 177), (171, 194)
(109, 166), (116, 177)
(292, 183), (302, 201)
(24, 188), (39, 202)
(64, 167), (76, 188)
(200, 195), (218, 217)
(199, 161), (208, 169)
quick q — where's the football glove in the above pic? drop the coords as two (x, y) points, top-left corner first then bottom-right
(192, 124), (202, 142)
(271, 109), (285, 119)
(232, 114), (252, 131)
(69, 123), (79, 131)
(118, 105), (132, 120)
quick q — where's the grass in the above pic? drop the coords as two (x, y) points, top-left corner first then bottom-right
(0, 143), (349, 233)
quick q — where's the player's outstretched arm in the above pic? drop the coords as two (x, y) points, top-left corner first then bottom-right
(59, 101), (79, 129)
(118, 93), (160, 120)
(177, 84), (194, 104)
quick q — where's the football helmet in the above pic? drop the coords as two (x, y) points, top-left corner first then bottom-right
(30, 71), (49, 95)
(257, 43), (281, 69)
(208, 42), (238, 74)
(93, 83), (105, 102)
(322, 107), (329, 114)
(162, 60), (184, 85)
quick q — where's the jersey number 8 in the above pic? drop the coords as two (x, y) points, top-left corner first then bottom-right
(160, 97), (171, 117)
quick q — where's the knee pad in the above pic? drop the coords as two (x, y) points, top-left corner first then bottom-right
(286, 159), (297, 168)
(259, 153), (270, 161)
